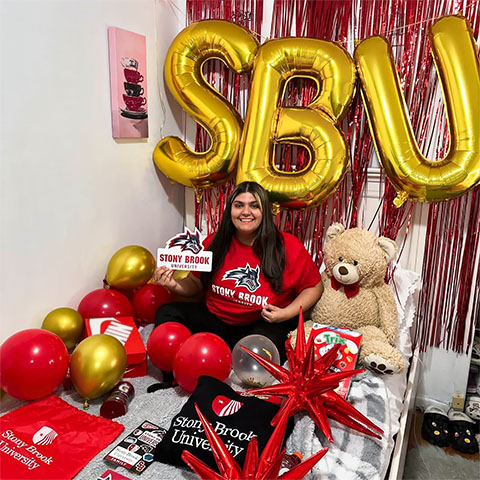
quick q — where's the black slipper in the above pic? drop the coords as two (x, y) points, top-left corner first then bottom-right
(448, 408), (479, 454)
(421, 405), (451, 447)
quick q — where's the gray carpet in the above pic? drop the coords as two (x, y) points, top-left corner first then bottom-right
(403, 443), (479, 479)
(402, 413), (480, 480)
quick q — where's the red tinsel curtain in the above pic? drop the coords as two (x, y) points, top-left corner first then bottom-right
(184, 0), (480, 353)
(187, 0), (264, 234)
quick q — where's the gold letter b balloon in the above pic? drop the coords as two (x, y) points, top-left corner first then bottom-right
(237, 37), (356, 209)
(70, 334), (127, 406)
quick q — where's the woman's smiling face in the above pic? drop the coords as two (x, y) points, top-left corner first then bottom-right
(231, 192), (263, 241)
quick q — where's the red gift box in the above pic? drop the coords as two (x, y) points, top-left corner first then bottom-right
(84, 316), (147, 378)
(310, 323), (362, 399)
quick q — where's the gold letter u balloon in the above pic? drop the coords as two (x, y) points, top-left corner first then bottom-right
(355, 16), (480, 206)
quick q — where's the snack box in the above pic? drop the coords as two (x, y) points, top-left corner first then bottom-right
(310, 323), (362, 399)
(84, 316), (147, 378)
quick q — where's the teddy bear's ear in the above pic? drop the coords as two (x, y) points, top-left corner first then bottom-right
(377, 236), (398, 263)
(326, 223), (345, 241)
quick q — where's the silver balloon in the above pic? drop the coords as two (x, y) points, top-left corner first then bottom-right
(232, 335), (280, 388)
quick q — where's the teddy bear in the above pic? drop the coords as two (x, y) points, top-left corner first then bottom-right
(299, 223), (405, 375)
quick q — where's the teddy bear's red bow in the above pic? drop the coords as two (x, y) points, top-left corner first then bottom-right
(330, 277), (360, 299)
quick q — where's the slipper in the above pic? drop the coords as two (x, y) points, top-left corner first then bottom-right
(447, 408), (479, 454)
(467, 371), (478, 394)
(421, 405), (451, 447)
(471, 336), (480, 366)
(465, 395), (480, 422)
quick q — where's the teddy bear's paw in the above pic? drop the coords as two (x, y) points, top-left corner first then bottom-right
(364, 354), (402, 375)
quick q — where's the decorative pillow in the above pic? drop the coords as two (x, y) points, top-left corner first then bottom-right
(154, 376), (280, 470)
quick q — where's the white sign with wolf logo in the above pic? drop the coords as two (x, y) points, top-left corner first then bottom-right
(157, 228), (212, 272)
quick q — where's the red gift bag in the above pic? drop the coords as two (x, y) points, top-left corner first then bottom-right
(0, 395), (124, 479)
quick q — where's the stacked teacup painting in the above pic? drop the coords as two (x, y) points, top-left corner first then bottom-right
(121, 57), (147, 119)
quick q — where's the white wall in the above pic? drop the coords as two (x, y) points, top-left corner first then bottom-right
(0, 0), (186, 342)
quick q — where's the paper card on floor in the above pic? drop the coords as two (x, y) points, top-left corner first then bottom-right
(96, 469), (133, 479)
(104, 421), (167, 475)
(157, 227), (212, 272)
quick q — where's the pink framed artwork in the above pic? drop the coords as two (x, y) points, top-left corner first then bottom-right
(108, 27), (148, 138)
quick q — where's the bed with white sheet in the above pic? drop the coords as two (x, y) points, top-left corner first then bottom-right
(286, 268), (421, 480)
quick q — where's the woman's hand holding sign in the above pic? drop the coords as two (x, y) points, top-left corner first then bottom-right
(153, 266), (202, 298)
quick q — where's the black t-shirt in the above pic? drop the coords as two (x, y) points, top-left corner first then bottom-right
(154, 376), (281, 470)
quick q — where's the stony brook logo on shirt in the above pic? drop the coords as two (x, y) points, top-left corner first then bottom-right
(32, 427), (58, 446)
(222, 263), (260, 292)
(212, 396), (244, 417)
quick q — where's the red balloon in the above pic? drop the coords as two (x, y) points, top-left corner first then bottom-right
(0, 329), (69, 400)
(173, 333), (232, 393)
(147, 322), (191, 372)
(78, 288), (134, 319)
(133, 284), (173, 323)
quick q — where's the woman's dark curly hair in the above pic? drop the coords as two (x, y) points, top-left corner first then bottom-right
(202, 182), (285, 293)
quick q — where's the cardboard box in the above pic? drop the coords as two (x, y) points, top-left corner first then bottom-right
(310, 323), (362, 399)
(85, 316), (147, 378)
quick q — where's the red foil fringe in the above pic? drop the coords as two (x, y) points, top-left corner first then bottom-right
(185, 0), (480, 354)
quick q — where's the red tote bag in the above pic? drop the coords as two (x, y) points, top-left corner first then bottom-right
(0, 395), (124, 479)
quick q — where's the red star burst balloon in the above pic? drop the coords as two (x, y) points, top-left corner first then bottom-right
(241, 308), (383, 442)
(181, 402), (328, 480)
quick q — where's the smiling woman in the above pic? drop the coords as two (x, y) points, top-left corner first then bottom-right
(151, 182), (323, 380)
(230, 192), (263, 242)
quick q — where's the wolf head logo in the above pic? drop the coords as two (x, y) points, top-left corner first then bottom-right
(168, 228), (202, 254)
(32, 426), (58, 446)
(222, 263), (260, 292)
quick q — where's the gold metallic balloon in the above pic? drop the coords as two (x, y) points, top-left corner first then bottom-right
(70, 334), (127, 402)
(173, 270), (189, 280)
(355, 15), (480, 206)
(153, 20), (259, 191)
(237, 37), (356, 209)
(106, 245), (155, 289)
(42, 307), (84, 350)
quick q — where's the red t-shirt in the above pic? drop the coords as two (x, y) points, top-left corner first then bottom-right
(195, 231), (321, 325)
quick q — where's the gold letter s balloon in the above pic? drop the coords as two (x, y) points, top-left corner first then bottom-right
(106, 245), (155, 289)
(153, 20), (259, 191)
(70, 334), (127, 404)
(237, 38), (356, 209)
(355, 16), (480, 206)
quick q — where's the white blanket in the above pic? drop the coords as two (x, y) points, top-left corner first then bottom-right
(287, 371), (391, 480)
